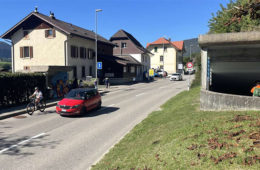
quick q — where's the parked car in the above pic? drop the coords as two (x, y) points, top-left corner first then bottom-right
(56, 88), (101, 116)
(169, 73), (183, 81)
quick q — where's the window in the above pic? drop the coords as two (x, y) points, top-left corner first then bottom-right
(121, 42), (127, 48)
(160, 65), (164, 70)
(89, 66), (92, 76)
(24, 66), (30, 70)
(73, 67), (77, 78)
(80, 47), (86, 58)
(142, 56), (144, 62)
(164, 47), (167, 52)
(154, 47), (158, 52)
(82, 66), (85, 78)
(160, 55), (164, 62)
(45, 29), (56, 38)
(23, 31), (29, 39)
(130, 66), (135, 73)
(20, 46), (33, 58)
(114, 43), (118, 48)
(71, 45), (78, 58)
(123, 66), (127, 73)
(88, 49), (94, 59)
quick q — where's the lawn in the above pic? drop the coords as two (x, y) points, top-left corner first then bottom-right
(92, 86), (260, 169)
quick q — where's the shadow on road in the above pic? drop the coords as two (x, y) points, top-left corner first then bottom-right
(0, 133), (61, 157)
(61, 106), (119, 119)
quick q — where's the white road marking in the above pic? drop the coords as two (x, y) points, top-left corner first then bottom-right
(136, 93), (145, 97)
(0, 132), (46, 154)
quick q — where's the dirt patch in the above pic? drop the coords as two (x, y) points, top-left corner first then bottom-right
(243, 155), (260, 165)
(187, 144), (198, 150)
(210, 152), (237, 164)
(229, 130), (246, 137)
(197, 153), (206, 160)
(249, 132), (260, 140)
(208, 138), (229, 150)
(13, 115), (27, 119)
(232, 115), (253, 122)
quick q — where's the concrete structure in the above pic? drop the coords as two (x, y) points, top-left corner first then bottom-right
(0, 10), (114, 80)
(146, 38), (184, 74)
(199, 31), (260, 110)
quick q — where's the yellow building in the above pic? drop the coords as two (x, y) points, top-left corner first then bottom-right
(0, 10), (114, 80)
(146, 37), (184, 74)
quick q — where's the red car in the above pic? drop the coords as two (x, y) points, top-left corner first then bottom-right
(56, 88), (102, 116)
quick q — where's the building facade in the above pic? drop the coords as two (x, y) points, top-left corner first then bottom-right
(146, 37), (184, 74)
(0, 10), (114, 80)
(110, 29), (151, 80)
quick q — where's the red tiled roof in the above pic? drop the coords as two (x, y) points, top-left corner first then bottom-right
(171, 41), (184, 50)
(146, 37), (184, 51)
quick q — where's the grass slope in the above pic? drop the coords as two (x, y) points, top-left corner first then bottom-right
(92, 87), (260, 170)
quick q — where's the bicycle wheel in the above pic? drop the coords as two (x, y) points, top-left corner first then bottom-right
(27, 103), (35, 115)
(39, 101), (46, 112)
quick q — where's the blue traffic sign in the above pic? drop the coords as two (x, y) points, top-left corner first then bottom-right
(97, 62), (102, 70)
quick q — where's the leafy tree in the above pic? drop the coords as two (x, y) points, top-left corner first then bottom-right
(209, 0), (260, 33)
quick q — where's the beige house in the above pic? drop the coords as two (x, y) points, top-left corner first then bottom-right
(146, 37), (184, 74)
(0, 10), (114, 80)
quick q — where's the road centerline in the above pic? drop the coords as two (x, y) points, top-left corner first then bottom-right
(0, 132), (46, 154)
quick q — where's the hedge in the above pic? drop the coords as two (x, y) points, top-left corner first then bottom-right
(0, 73), (47, 109)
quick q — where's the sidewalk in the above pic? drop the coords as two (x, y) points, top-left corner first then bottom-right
(0, 84), (131, 120)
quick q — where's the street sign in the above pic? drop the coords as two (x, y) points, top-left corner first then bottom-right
(149, 69), (154, 77)
(187, 62), (193, 69)
(97, 62), (102, 70)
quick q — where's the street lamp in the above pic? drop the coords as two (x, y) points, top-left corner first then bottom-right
(95, 9), (102, 80)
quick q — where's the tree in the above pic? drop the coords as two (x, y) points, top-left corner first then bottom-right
(209, 0), (260, 33)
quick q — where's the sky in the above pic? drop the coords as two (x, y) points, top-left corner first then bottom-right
(0, 0), (230, 46)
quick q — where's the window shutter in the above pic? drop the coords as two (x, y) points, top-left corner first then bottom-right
(53, 29), (56, 37)
(30, 46), (33, 58)
(20, 47), (24, 58)
(45, 30), (48, 37)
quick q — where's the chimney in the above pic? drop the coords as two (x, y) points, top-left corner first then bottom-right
(49, 11), (55, 19)
(34, 6), (38, 13)
(168, 38), (171, 42)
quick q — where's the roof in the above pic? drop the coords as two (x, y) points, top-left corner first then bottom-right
(110, 29), (152, 54)
(199, 32), (260, 48)
(99, 55), (142, 66)
(146, 37), (184, 51)
(0, 12), (114, 46)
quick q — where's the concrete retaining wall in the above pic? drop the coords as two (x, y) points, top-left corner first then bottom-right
(200, 89), (260, 111)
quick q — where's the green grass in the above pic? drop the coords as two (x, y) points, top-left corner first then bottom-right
(92, 86), (260, 169)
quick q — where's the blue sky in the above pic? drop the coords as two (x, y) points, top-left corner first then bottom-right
(0, 0), (230, 46)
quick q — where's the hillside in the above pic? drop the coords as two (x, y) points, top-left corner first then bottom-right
(183, 38), (201, 57)
(0, 41), (11, 61)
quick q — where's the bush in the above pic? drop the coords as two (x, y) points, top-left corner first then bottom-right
(0, 73), (46, 109)
(191, 53), (201, 88)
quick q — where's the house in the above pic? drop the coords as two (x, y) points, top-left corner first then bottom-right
(146, 37), (184, 74)
(110, 29), (151, 81)
(0, 9), (115, 82)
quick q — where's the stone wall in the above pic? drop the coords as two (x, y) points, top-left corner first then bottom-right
(200, 89), (260, 111)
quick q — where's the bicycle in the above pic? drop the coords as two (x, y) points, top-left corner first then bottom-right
(26, 97), (46, 115)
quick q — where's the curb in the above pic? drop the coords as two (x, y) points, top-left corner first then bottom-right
(0, 102), (58, 120)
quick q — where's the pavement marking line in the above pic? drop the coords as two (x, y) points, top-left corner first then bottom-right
(0, 132), (46, 154)
(136, 93), (145, 97)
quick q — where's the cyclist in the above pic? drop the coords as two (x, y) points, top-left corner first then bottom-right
(30, 87), (43, 108)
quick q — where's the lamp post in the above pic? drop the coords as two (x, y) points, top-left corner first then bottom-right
(95, 9), (102, 80)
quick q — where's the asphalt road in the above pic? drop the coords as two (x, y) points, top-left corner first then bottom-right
(0, 76), (192, 170)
